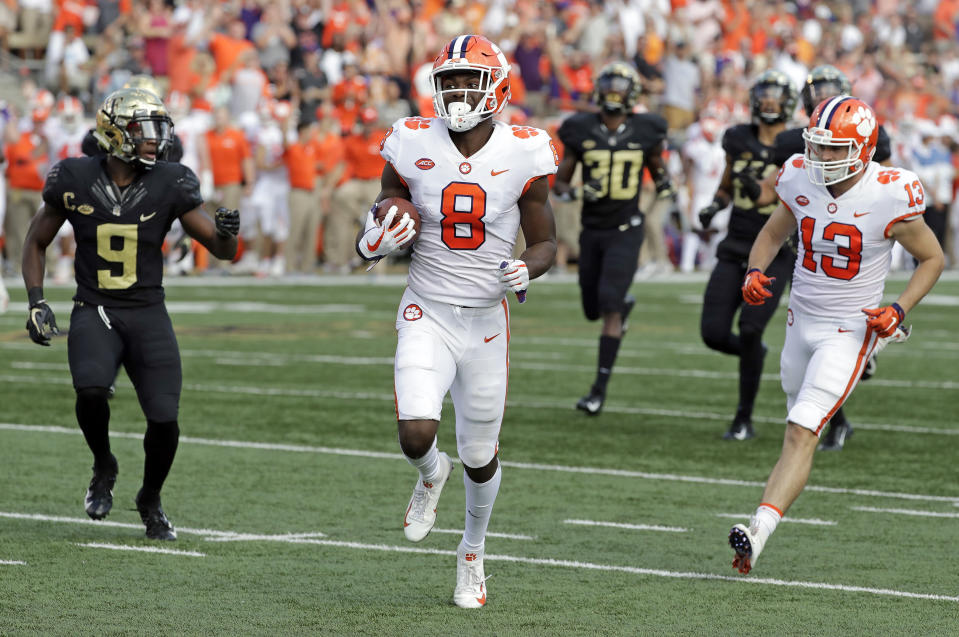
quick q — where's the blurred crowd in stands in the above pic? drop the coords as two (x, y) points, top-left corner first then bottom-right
(1, 0), (958, 280)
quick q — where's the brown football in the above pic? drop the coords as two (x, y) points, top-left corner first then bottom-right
(374, 197), (421, 241)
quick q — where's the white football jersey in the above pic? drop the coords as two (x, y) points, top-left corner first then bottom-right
(776, 156), (926, 318)
(381, 117), (559, 306)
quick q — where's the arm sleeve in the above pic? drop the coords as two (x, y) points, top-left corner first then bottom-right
(173, 165), (204, 217)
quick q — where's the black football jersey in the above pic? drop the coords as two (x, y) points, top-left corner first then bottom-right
(717, 124), (785, 260)
(773, 124), (891, 166)
(81, 129), (185, 163)
(558, 112), (668, 230)
(42, 156), (203, 307)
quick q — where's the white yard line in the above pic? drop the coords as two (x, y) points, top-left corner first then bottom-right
(852, 506), (959, 519)
(714, 513), (837, 526)
(0, 559), (26, 565)
(5, 509), (955, 603)
(2, 373), (958, 436)
(429, 528), (535, 541)
(0, 511), (324, 540)
(2, 423), (957, 504)
(564, 519), (688, 533)
(77, 542), (206, 557)
(278, 538), (959, 604)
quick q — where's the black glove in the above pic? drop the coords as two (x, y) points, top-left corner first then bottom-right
(214, 207), (240, 237)
(26, 297), (59, 346)
(735, 167), (762, 202)
(698, 201), (722, 229)
(582, 180), (603, 202)
(654, 173), (676, 201)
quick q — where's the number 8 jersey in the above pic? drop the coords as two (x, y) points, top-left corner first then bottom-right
(775, 155), (925, 318)
(380, 116), (559, 307)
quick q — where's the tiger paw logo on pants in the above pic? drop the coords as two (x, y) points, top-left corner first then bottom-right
(403, 304), (422, 321)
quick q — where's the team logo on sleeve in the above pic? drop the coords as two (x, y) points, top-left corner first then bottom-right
(379, 127), (393, 151)
(403, 117), (432, 130)
(459, 162), (472, 175)
(549, 139), (560, 166)
(403, 304), (423, 321)
(415, 158), (435, 170)
(877, 169), (900, 184)
(511, 125), (540, 139)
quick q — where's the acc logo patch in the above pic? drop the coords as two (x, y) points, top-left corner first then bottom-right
(403, 304), (423, 321)
(459, 162), (471, 175)
(415, 158), (435, 170)
(582, 139), (596, 149)
(77, 204), (95, 215)
(795, 195), (809, 206)
(827, 202), (838, 214)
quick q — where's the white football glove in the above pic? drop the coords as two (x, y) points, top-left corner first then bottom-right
(358, 207), (416, 260)
(498, 259), (529, 295)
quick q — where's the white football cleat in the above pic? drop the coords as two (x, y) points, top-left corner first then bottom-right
(403, 452), (453, 542)
(454, 542), (488, 609)
(729, 522), (765, 574)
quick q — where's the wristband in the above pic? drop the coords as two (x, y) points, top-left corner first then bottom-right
(891, 302), (905, 324)
(28, 287), (44, 307)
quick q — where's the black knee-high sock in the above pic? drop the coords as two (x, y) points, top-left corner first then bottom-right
(75, 388), (115, 471)
(593, 335), (622, 394)
(736, 333), (766, 423)
(830, 407), (848, 427)
(142, 420), (180, 496)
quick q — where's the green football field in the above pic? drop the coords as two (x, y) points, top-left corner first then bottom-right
(1, 273), (957, 635)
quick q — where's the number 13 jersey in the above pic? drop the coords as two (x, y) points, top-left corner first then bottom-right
(776, 156), (925, 318)
(380, 117), (559, 307)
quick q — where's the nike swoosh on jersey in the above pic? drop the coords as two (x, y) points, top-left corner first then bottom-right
(853, 211), (871, 217)
(838, 328), (853, 333)
(140, 211), (157, 222)
(484, 333), (501, 343)
(490, 169), (509, 176)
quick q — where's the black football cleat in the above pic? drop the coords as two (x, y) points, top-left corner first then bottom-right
(723, 419), (755, 441)
(135, 489), (177, 541)
(818, 420), (854, 451)
(576, 388), (605, 415)
(84, 455), (118, 520)
(621, 294), (636, 334)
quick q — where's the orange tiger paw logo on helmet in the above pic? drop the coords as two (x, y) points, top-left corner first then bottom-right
(404, 117), (432, 130)
(511, 125), (540, 138)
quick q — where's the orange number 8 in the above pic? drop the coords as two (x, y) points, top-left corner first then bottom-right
(441, 182), (487, 250)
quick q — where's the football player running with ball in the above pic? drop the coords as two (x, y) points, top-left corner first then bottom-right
(697, 70), (798, 441)
(728, 96), (944, 574)
(553, 62), (671, 416)
(354, 34), (558, 608)
(22, 88), (239, 540)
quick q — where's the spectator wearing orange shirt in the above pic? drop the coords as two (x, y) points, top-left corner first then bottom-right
(205, 106), (254, 267)
(207, 17), (254, 84)
(5, 125), (49, 276)
(312, 109), (346, 267)
(283, 120), (320, 273)
(326, 107), (384, 272)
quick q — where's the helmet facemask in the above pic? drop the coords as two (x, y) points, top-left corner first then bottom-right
(431, 67), (507, 133)
(596, 74), (635, 114)
(802, 129), (871, 186)
(94, 88), (174, 170)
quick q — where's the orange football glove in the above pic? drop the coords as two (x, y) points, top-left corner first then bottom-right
(742, 268), (775, 306)
(862, 303), (904, 338)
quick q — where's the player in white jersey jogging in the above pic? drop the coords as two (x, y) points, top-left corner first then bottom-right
(727, 96), (944, 574)
(355, 34), (558, 608)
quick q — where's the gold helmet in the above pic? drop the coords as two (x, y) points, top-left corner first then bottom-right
(94, 88), (173, 169)
(592, 62), (641, 113)
(123, 74), (163, 98)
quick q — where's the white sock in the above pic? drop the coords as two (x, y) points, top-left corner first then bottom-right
(462, 464), (502, 550)
(404, 437), (442, 483)
(751, 503), (782, 543)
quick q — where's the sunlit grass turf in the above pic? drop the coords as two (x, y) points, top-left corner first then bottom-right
(1, 275), (957, 634)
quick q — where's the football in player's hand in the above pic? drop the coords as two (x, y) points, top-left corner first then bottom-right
(375, 197), (421, 241)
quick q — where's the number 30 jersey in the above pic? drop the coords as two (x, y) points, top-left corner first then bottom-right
(380, 117), (559, 307)
(776, 156), (925, 318)
(557, 111), (667, 229)
(42, 156), (203, 307)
